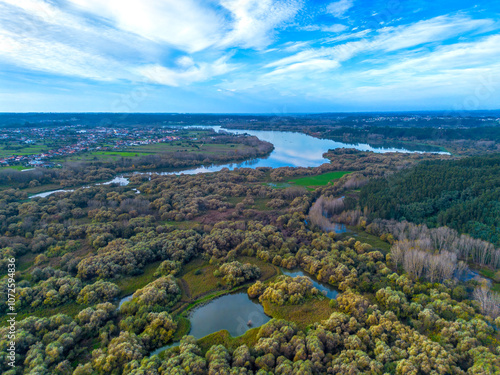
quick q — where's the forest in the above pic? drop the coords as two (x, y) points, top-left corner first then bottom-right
(0, 142), (498, 375)
(359, 154), (500, 246)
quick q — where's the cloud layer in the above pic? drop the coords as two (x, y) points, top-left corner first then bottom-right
(1, 0), (499, 112)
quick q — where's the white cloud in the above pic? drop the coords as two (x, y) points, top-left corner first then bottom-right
(301, 24), (347, 33)
(322, 29), (371, 43)
(265, 40), (367, 69)
(65, 0), (304, 53)
(283, 41), (311, 52)
(265, 15), (495, 71)
(373, 15), (495, 52)
(2, 0), (499, 111)
(326, 0), (354, 18)
(219, 14), (500, 109)
(0, 0), (240, 87)
(360, 34), (500, 79)
(265, 58), (340, 77)
(220, 0), (303, 49)
(322, 24), (348, 33)
(67, 0), (223, 53)
(137, 55), (236, 86)
(0, 29), (128, 81)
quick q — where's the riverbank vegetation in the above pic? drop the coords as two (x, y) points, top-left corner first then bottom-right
(1, 148), (499, 374)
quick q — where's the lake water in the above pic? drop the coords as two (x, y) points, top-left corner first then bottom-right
(281, 268), (339, 299)
(157, 126), (449, 175)
(30, 127), (449, 198)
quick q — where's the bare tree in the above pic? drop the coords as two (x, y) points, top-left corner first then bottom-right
(473, 285), (500, 318)
(404, 249), (427, 280)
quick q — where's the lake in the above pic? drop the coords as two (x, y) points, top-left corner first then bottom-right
(30, 127), (449, 198)
(158, 126), (449, 174)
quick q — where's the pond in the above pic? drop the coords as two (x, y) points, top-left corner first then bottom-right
(150, 292), (271, 356)
(189, 292), (271, 338)
(281, 268), (339, 299)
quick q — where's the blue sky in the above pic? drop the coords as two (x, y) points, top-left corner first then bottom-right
(1, 0), (499, 112)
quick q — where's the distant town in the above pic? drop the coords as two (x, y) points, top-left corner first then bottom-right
(0, 125), (180, 168)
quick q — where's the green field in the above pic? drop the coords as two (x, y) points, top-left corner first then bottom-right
(54, 141), (252, 164)
(289, 171), (351, 187)
(262, 298), (333, 330)
(197, 328), (260, 355)
(92, 151), (151, 157)
(180, 257), (278, 300)
(341, 227), (392, 253)
(0, 143), (52, 157)
(267, 171), (351, 189)
(478, 268), (500, 292)
(0, 165), (27, 171)
(115, 261), (163, 296)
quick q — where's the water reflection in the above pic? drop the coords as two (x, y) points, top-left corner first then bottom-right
(150, 292), (271, 357)
(189, 292), (271, 338)
(30, 175), (130, 198)
(166, 126), (449, 173)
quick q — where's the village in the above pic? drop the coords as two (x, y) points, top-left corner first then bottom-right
(0, 125), (180, 168)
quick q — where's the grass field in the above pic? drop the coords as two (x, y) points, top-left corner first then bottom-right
(262, 298), (333, 330)
(267, 171), (351, 189)
(289, 171), (351, 187)
(0, 165), (27, 171)
(253, 198), (273, 211)
(0, 143), (52, 157)
(197, 327), (260, 355)
(91, 151), (151, 157)
(180, 257), (278, 299)
(342, 228), (392, 253)
(115, 261), (162, 296)
(163, 220), (200, 230)
(478, 268), (500, 292)
(182, 260), (222, 299)
(53, 141), (253, 164)
(172, 316), (191, 341)
(0, 301), (83, 325)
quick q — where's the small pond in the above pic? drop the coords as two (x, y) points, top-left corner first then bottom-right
(281, 268), (339, 299)
(189, 292), (271, 339)
(150, 292), (271, 356)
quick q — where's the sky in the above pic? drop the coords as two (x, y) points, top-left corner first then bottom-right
(0, 0), (499, 113)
